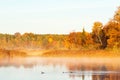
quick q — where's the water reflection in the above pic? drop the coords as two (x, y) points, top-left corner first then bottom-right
(66, 61), (120, 80)
(0, 57), (119, 80)
(68, 71), (120, 80)
(70, 73), (120, 80)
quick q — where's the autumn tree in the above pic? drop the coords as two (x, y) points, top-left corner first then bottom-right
(92, 22), (107, 49)
(114, 7), (120, 22)
(104, 7), (120, 48)
(68, 32), (82, 48)
(81, 28), (86, 46)
(84, 32), (94, 48)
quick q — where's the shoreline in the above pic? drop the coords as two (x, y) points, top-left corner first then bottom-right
(22, 49), (120, 58)
(0, 49), (120, 58)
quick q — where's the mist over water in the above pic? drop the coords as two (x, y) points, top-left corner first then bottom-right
(0, 57), (120, 80)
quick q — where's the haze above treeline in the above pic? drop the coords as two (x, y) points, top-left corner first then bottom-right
(0, 7), (120, 50)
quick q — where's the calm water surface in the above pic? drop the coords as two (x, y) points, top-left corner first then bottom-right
(0, 57), (120, 80)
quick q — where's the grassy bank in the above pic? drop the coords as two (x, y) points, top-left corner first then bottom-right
(0, 49), (120, 58)
(41, 49), (120, 58)
(0, 49), (27, 58)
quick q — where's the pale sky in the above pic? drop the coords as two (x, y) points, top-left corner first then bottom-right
(0, 0), (120, 34)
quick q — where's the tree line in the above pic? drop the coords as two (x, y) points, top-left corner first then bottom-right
(0, 7), (120, 50)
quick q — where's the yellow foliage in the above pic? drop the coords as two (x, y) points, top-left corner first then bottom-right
(48, 37), (53, 43)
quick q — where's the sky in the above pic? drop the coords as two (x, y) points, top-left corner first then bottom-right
(0, 0), (120, 34)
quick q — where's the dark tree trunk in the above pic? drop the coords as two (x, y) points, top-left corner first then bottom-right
(100, 30), (109, 49)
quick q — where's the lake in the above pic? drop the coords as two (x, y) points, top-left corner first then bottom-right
(0, 57), (119, 80)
